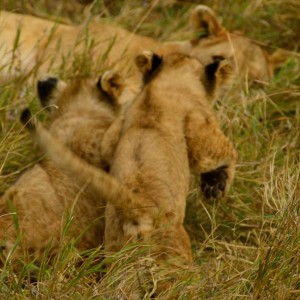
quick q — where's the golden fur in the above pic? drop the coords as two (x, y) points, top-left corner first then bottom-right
(188, 5), (289, 81)
(23, 52), (237, 266)
(0, 5), (288, 83)
(0, 71), (129, 262)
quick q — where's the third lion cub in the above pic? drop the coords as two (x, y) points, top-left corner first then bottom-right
(0, 70), (130, 262)
(22, 52), (237, 266)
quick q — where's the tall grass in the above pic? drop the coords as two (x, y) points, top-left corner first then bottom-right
(0, 0), (299, 298)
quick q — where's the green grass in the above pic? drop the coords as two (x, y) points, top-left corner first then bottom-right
(0, 0), (300, 298)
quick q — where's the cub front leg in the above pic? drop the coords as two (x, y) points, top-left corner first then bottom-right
(185, 112), (237, 199)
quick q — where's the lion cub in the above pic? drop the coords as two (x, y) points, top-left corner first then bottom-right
(0, 71), (129, 262)
(22, 51), (237, 266)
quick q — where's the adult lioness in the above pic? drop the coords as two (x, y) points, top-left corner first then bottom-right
(0, 5), (287, 82)
(22, 52), (237, 266)
(0, 70), (130, 262)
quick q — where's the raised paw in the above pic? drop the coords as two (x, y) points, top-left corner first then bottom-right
(200, 166), (228, 199)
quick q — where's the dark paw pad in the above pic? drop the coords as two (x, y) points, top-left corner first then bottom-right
(200, 166), (228, 199)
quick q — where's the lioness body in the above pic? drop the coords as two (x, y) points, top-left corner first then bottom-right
(0, 74), (125, 261)
(0, 6), (287, 82)
(0, 10), (161, 78)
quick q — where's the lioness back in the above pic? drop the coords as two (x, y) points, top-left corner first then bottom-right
(0, 6), (288, 82)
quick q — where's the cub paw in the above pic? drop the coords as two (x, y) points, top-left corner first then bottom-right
(200, 166), (228, 199)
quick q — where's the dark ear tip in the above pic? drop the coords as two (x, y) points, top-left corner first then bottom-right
(20, 108), (34, 130)
(152, 53), (163, 68)
(20, 108), (31, 125)
(37, 77), (58, 105)
(205, 60), (220, 80)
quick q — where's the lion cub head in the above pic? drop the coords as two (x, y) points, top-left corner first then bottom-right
(23, 70), (132, 167)
(135, 50), (233, 101)
(188, 5), (289, 81)
(36, 71), (127, 119)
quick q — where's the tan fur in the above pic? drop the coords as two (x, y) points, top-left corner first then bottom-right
(0, 71), (129, 262)
(25, 52), (237, 266)
(188, 5), (290, 81)
(0, 5), (288, 83)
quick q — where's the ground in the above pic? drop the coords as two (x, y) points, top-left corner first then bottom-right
(0, 0), (299, 298)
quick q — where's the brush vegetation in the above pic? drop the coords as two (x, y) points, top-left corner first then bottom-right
(0, 0), (300, 298)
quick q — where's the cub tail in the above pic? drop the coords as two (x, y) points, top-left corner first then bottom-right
(20, 109), (136, 219)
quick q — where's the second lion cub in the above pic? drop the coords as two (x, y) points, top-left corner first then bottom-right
(0, 71), (129, 262)
(23, 52), (237, 266)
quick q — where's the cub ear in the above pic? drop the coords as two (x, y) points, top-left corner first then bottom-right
(37, 75), (59, 108)
(203, 58), (233, 97)
(190, 5), (225, 40)
(20, 108), (37, 132)
(37, 75), (58, 107)
(98, 70), (124, 101)
(135, 50), (163, 83)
